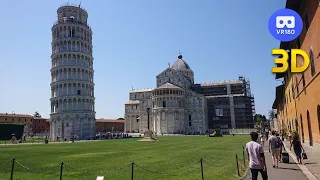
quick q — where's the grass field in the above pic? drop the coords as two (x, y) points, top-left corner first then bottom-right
(0, 135), (249, 180)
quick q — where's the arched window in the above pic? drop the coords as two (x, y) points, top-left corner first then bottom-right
(188, 114), (192, 126)
(318, 105), (320, 134)
(300, 114), (305, 143)
(310, 49), (316, 76)
(302, 73), (306, 87)
(306, 110), (313, 146)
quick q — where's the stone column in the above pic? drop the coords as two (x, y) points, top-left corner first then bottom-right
(166, 111), (168, 134)
(227, 84), (236, 128)
(153, 113), (156, 133)
(80, 119), (83, 139)
(129, 117), (132, 133)
(157, 112), (161, 134)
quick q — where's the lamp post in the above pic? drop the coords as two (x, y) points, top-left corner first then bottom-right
(137, 107), (157, 142)
(147, 108), (150, 130)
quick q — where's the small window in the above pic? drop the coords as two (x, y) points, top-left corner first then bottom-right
(19, 119), (20, 121)
(66, 123), (69, 127)
(310, 49), (316, 76)
(25, 119), (26, 122)
(163, 101), (166, 107)
(12, 118), (14, 121)
(296, 77), (299, 93)
(305, 12), (310, 30)
(188, 115), (192, 126)
(77, 90), (81, 95)
(5, 118), (7, 121)
(296, 36), (301, 48)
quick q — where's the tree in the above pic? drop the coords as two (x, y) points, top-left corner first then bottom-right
(117, 117), (124, 120)
(268, 110), (276, 120)
(254, 114), (267, 131)
(33, 111), (41, 118)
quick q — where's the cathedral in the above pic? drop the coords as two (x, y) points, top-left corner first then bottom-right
(124, 53), (208, 134)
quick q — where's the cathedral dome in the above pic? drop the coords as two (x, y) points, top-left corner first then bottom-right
(171, 53), (192, 70)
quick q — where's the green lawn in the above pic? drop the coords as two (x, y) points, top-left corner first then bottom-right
(0, 135), (249, 180)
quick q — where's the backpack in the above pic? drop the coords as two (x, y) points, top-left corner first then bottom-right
(276, 137), (282, 148)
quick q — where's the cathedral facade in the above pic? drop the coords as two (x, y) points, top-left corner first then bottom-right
(124, 53), (208, 134)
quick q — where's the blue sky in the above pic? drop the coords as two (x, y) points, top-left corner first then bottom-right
(0, 0), (285, 119)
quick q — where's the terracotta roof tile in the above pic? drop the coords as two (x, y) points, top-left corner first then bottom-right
(0, 113), (33, 118)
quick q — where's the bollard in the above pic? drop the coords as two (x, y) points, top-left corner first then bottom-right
(60, 162), (64, 180)
(236, 154), (240, 176)
(131, 162), (134, 180)
(200, 158), (204, 180)
(10, 157), (15, 180)
(242, 146), (246, 167)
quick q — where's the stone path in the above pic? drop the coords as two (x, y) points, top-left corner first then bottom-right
(242, 144), (308, 180)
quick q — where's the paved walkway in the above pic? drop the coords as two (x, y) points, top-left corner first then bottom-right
(243, 144), (308, 180)
(283, 140), (320, 180)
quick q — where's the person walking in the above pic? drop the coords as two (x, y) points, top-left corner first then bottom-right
(260, 134), (265, 147)
(276, 133), (285, 163)
(246, 132), (268, 180)
(290, 134), (305, 164)
(268, 130), (280, 168)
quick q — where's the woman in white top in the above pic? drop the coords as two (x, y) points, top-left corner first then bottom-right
(260, 135), (265, 146)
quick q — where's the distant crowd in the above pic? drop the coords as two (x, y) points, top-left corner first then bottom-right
(95, 132), (130, 140)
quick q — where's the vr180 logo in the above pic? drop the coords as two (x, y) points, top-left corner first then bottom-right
(276, 16), (295, 35)
(272, 49), (310, 73)
(268, 9), (302, 42)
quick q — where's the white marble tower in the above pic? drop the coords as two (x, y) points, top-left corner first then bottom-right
(50, 4), (95, 140)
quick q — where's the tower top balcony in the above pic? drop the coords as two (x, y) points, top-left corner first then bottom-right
(56, 3), (89, 26)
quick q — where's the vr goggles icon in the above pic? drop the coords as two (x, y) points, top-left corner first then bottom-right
(276, 16), (295, 28)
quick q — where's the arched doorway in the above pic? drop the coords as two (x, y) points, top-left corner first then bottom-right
(300, 114), (305, 143)
(307, 110), (313, 146)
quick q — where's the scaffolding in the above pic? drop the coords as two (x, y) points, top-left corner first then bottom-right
(193, 76), (255, 129)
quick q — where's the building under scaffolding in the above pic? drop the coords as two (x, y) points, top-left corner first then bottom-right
(192, 76), (255, 130)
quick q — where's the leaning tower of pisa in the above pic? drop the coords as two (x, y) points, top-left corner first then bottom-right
(50, 3), (95, 140)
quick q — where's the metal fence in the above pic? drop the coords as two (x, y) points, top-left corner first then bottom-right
(235, 146), (249, 177)
(1, 149), (247, 180)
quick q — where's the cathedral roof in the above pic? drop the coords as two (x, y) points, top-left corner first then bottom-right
(157, 82), (182, 89)
(125, 100), (140, 104)
(171, 53), (192, 70)
(130, 88), (154, 93)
